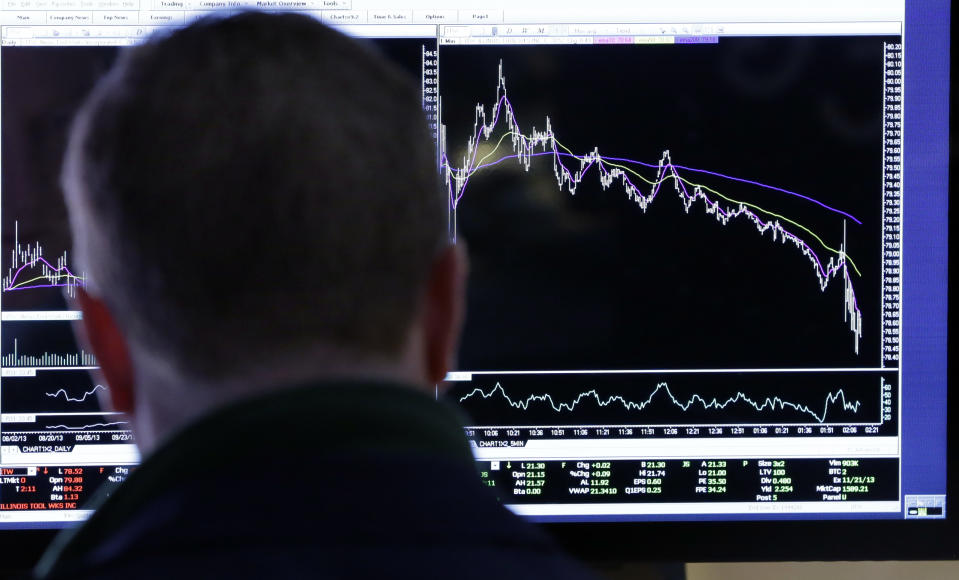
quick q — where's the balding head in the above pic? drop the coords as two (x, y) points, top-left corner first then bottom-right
(62, 12), (465, 451)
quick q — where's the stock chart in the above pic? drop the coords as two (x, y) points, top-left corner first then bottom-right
(439, 37), (903, 510)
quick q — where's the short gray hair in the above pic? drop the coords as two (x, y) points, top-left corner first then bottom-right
(63, 12), (447, 379)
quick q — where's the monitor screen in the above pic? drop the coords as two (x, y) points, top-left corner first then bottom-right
(0, 0), (952, 562)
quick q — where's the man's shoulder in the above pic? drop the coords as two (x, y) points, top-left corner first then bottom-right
(37, 381), (598, 579)
(63, 451), (595, 579)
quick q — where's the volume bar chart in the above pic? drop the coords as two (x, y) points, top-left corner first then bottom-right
(2, 339), (97, 368)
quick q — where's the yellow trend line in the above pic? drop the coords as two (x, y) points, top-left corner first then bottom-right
(551, 138), (862, 277)
(469, 130), (519, 173)
(453, 132), (862, 278)
(597, 157), (862, 277)
(8, 274), (84, 289)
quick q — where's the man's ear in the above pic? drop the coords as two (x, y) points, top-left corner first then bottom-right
(422, 243), (469, 385)
(74, 287), (135, 414)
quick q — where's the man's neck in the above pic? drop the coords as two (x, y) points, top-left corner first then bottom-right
(127, 341), (429, 455)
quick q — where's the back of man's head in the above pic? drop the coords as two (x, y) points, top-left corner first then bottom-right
(63, 12), (447, 383)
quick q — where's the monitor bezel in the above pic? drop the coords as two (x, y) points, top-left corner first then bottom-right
(0, 0), (952, 569)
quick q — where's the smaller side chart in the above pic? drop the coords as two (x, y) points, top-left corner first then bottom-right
(2, 370), (105, 414)
(0, 319), (135, 461)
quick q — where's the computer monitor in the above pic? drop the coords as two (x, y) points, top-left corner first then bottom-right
(0, 0), (952, 564)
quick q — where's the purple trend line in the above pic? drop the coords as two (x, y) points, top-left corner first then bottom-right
(454, 81), (862, 225)
(469, 146), (843, 282)
(609, 160), (841, 280)
(452, 83), (863, 224)
(456, 93), (528, 204)
(3, 283), (79, 292)
(451, 145), (861, 226)
(8, 256), (80, 281)
(668, 169), (836, 276)
(4, 255), (83, 292)
(599, 152), (862, 224)
(628, 160), (859, 313)
(444, 62), (864, 353)
(509, 149), (843, 280)
(462, 149), (842, 280)
(596, 152), (862, 318)
(468, 148), (862, 225)
(668, 162), (861, 225)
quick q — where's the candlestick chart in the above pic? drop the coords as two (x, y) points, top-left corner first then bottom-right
(441, 41), (885, 370)
(2, 221), (84, 300)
